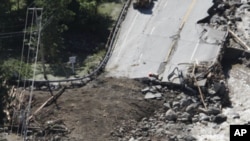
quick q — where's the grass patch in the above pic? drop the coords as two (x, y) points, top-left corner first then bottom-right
(80, 49), (107, 75)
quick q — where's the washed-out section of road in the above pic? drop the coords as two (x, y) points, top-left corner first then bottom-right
(105, 0), (227, 83)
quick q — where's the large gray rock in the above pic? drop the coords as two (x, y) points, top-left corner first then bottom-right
(185, 103), (199, 113)
(165, 109), (177, 121)
(212, 96), (221, 101)
(199, 113), (210, 121)
(154, 85), (162, 90)
(180, 98), (193, 107)
(207, 107), (221, 115)
(154, 93), (162, 99)
(163, 102), (171, 110)
(144, 92), (155, 99)
(129, 137), (137, 141)
(141, 87), (150, 94)
(212, 114), (227, 123)
(182, 135), (196, 141)
(172, 101), (180, 108)
(178, 112), (191, 122)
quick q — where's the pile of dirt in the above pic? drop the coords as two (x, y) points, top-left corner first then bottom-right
(3, 76), (164, 141)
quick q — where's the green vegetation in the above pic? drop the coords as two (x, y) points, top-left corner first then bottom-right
(0, 0), (123, 82)
(0, 59), (32, 81)
(0, 0), (124, 126)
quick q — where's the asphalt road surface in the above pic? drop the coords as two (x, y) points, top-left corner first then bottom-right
(105, 0), (227, 82)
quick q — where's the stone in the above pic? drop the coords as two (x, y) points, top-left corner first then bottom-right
(155, 85), (162, 90)
(144, 92), (155, 99)
(182, 135), (196, 141)
(163, 102), (171, 109)
(199, 113), (210, 121)
(141, 127), (149, 131)
(180, 98), (193, 107)
(232, 113), (240, 119)
(129, 137), (136, 141)
(141, 87), (150, 94)
(207, 107), (221, 115)
(165, 109), (177, 121)
(142, 131), (149, 137)
(149, 87), (157, 93)
(208, 88), (216, 95)
(155, 128), (164, 135)
(185, 103), (199, 113)
(154, 93), (162, 99)
(192, 117), (199, 122)
(178, 112), (191, 122)
(212, 114), (227, 123)
(172, 101), (180, 108)
(211, 96), (221, 102)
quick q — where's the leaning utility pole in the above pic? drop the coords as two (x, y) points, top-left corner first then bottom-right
(15, 7), (43, 141)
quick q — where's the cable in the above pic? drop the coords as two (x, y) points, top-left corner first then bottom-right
(0, 31), (24, 36)
(0, 34), (23, 39)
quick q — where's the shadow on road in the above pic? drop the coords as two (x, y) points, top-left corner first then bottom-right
(133, 2), (155, 15)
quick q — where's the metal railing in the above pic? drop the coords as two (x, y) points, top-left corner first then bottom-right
(23, 0), (132, 87)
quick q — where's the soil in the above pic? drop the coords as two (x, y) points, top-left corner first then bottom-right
(10, 75), (163, 141)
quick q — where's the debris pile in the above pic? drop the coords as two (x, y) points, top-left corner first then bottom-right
(111, 59), (231, 141)
(1, 86), (71, 141)
(199, 0), (250, 51)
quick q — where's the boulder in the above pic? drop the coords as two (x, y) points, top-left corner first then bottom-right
(186, 103), (199, 113)
(207, 107), (221, 115)
(172, 101), (180, 108)
(178, 112), (191, 122)
(212, 114), (227, 123)
(163, 102), (171, 110)
(154, 93), (162, 99)
(141, 87), (150, 94)
(144, 92), (155, 99)
(165, 109), (177, 121)
(180, 98), (193, 107)
(199, 113), (210, 121)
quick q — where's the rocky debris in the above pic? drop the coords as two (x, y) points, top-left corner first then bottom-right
(112, 55), (232, 140)
(211, 114), (227, 124)
(112, 0), (250, 140)
(112, 77), (229, 140)
(232, 112), (240, 119)
(201, 0), (250, 51)
(141, 85), (165, 99)
(144, 92), (156, 99)
(165, 109), (177, 121)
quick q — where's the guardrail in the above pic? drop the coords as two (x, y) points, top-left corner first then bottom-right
(23, 0), (132, 87)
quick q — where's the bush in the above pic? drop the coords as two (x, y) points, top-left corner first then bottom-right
(0, 59), (32, 82)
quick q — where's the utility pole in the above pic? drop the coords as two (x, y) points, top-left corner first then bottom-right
(16, 7), (43, 141)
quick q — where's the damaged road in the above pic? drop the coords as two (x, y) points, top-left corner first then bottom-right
(108, 0), (250, 141)
(2, 0), (250, 141)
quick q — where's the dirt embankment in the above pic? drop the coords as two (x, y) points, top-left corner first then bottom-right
(2, 76), (163, 141)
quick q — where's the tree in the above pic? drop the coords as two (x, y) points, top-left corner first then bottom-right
(33, 0), (75, 62)
(0, 59), (32, 83)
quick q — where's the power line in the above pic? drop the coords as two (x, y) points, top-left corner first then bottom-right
(0, 31), (24, 36)
(0, 34), (23, 39)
